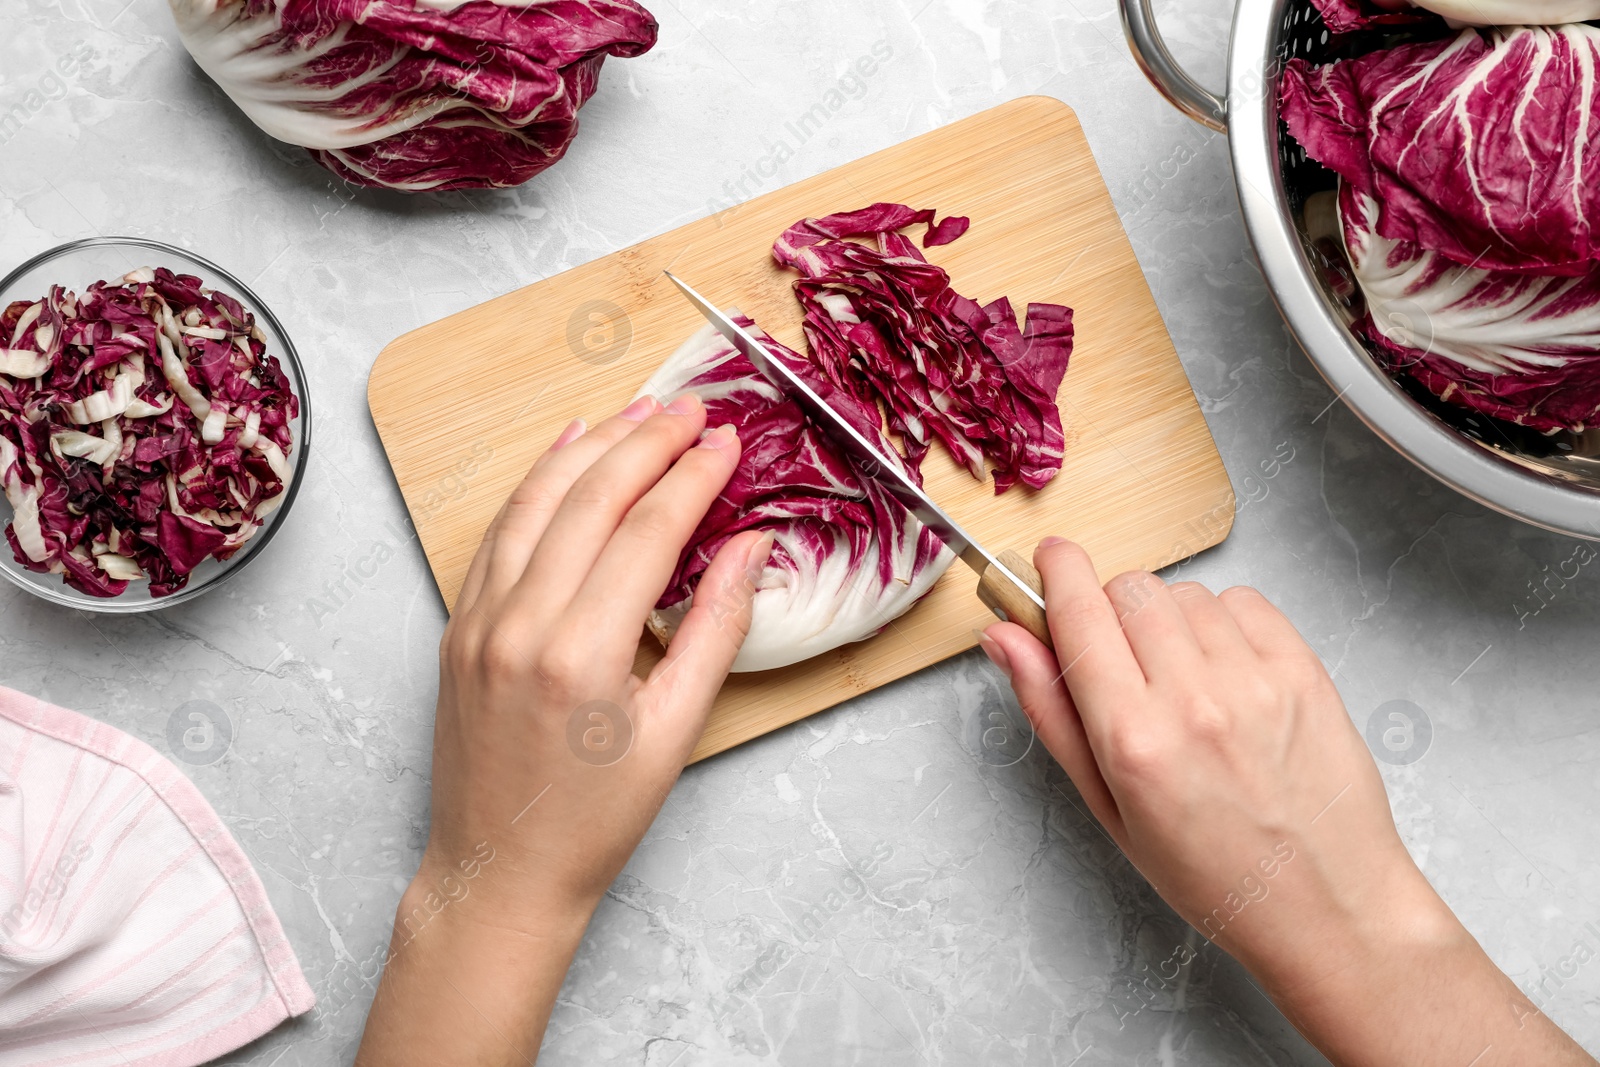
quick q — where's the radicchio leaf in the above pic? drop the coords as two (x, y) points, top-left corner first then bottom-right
(1341, 186), (1600, 432)
(1281, 25), (1600, 276)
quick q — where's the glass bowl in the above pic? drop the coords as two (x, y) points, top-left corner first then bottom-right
(0, 237), (311, 613)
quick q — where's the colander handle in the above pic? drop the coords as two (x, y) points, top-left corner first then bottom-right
(1119, 0), (1228, 132)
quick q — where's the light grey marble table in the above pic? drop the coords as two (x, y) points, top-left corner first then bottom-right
(4, 1), (1598, 1063)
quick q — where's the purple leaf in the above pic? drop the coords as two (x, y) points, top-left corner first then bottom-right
(1282, 26), (1600, 275)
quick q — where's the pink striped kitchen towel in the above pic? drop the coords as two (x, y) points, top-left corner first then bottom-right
(0, 685), (315, 1066)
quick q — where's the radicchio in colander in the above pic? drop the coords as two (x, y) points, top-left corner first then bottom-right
(1282, 22), (1600, 432)
(1341, 186), (1600, 432)
(1281, 24), (1600, 276)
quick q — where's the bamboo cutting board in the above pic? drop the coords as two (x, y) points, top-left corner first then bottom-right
(369, 96), (1234, 762)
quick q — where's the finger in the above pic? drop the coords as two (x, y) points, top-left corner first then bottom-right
(454, 416), (589, 614)
(644, 530), (774, 737)
(981, 622), (1125, 843)
(482, 397), (661, 598)
(516, 395), (709, 611)
(459, 396), (659, 614)
(1218, 586), (1316, 662)
(1168, 582), (1255, 661)
(1034, 538), (1145, 719)
(565, 423), (743, 653)
(1103, 570), (1203, 681)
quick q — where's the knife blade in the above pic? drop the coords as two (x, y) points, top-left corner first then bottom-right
(662, 271), (1052, 648)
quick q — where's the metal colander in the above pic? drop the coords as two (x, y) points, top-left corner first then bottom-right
(1275, 3), (1338, 214)
(1122, 0), (1600, 536)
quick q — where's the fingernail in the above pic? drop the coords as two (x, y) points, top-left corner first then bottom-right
(619, 396), (658, 422)
(746, 532), (775, 586)
(551, 417), (586, 451)
(1039, 536), (1069, 550)
(975, 629), (1012, 680)
(697, 423), (738, 451)
(667, 392), (702, 416)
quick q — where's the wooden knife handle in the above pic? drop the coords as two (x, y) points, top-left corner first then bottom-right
(974, 549), (1053, 650)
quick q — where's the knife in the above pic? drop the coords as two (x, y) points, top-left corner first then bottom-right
(663, 271), (1054, 650)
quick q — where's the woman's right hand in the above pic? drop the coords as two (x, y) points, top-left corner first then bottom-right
(980, 538), (1596, 1067)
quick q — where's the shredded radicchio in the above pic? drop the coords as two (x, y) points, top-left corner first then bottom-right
(772, 203), (1075, 494)
(0, 269), (298, 597)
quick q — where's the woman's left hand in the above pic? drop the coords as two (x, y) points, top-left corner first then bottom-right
(357, 392), (769, 1067)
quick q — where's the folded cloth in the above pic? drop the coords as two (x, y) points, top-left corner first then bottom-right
(0, 686), (314, 1066)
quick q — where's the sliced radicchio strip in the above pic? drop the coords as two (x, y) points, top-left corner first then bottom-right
(0, 268), (297, 597)
(1340, 186), (1600, 433)
(1280, 25), (1600, 277)
(772, 203), (1075, 495)
(638, 317), (954, 673)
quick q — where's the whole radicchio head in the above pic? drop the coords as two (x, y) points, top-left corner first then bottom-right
(167, 0), (659, 191)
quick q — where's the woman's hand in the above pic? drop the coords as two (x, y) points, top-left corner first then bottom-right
(357, 393), (770, 1067)
(982, 538), (1417, 985)
(980, 539), (1595, 1067)
(423, 391), (768, 914)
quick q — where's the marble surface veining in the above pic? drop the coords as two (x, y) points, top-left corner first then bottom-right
(2, 0), (1598, 1064)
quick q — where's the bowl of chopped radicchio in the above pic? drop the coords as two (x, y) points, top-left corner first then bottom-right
(0, 238), (309, 611)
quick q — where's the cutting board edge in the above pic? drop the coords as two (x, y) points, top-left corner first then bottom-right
(366, 372), (458, 607)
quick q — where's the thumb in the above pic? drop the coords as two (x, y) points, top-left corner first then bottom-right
(645, 530), (774, 726)
(983, 622), (1124, 842)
